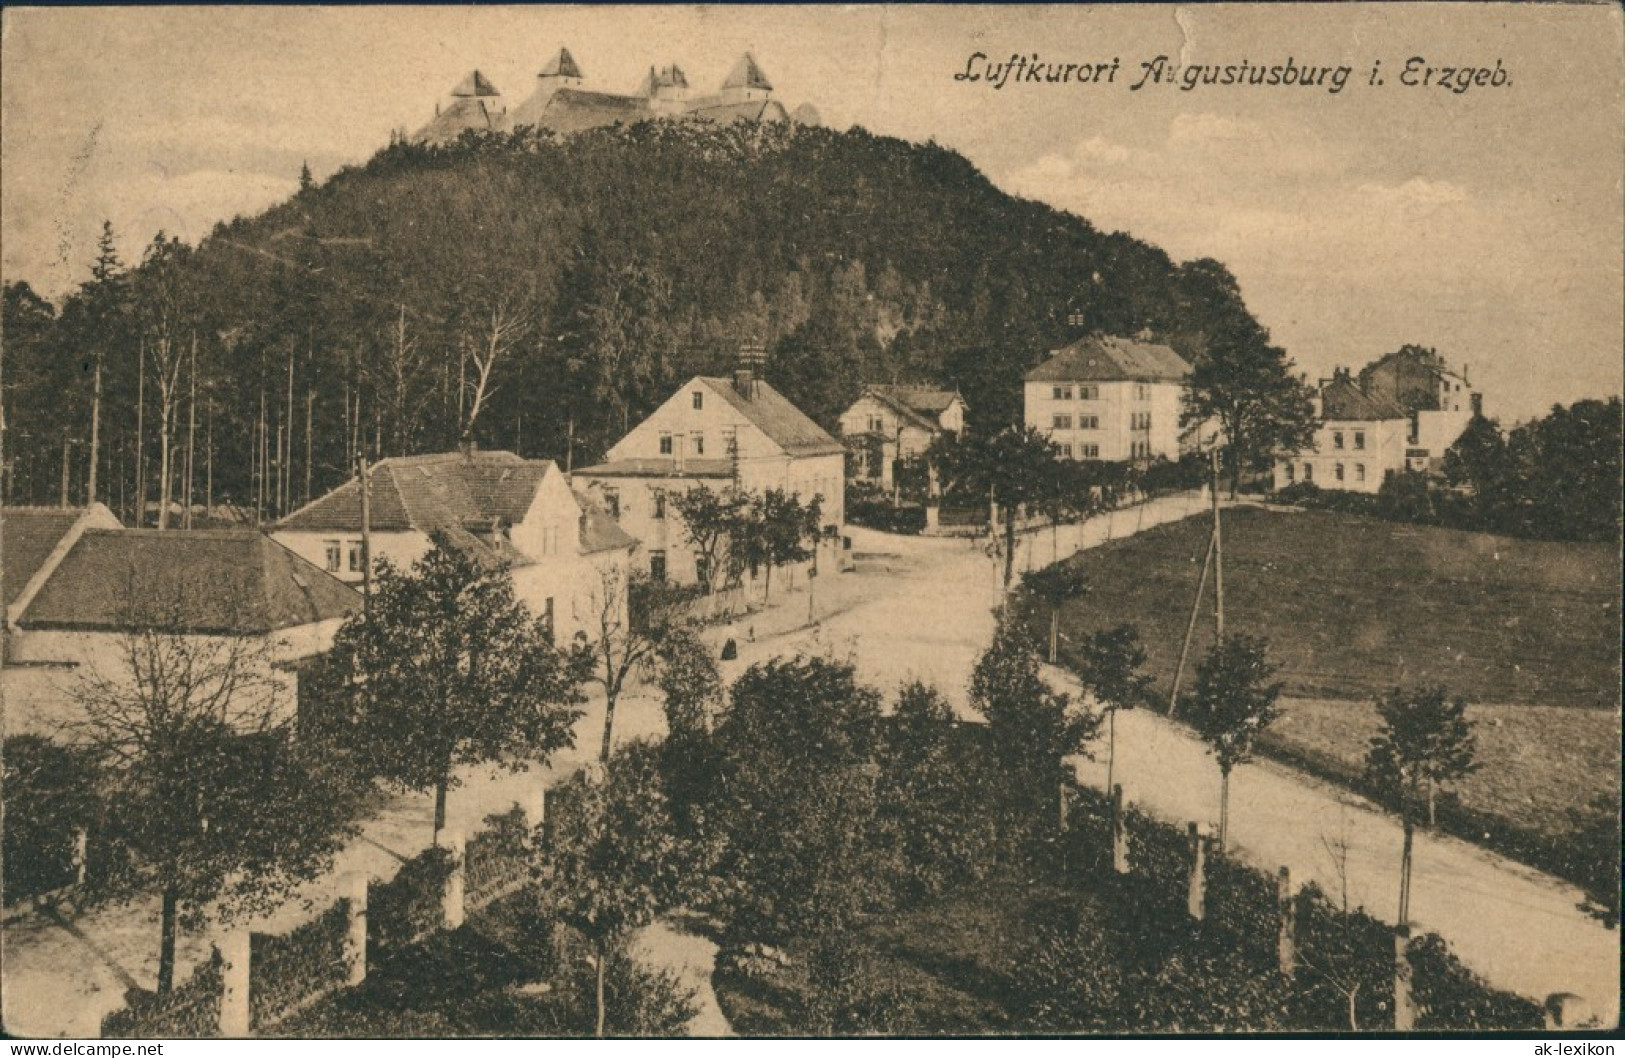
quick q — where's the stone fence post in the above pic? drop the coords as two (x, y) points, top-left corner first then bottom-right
(1186, 822), (1208, 921)
(1392, 924), (1415, 1031)
(72, 828), (88, 887)
(441, 829), (466, 931)
(339, 872), (368, 987)
(1110, 784), (1129, 874)
(217, 927), (251, 1038)
(1276, 866), (1296, 976)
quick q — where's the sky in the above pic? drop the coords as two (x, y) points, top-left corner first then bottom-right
(3, 4), (1621, 422)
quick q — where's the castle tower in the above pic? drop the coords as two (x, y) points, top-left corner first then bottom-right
(641, 63), (691, 116)
(511, 46), (586, 129)
(413, 70), (506, 144)
(720, 52), (773, 103)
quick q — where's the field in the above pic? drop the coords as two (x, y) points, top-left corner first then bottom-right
(1036, 506), (1621, 904)
(1045, 506), (1621, 709)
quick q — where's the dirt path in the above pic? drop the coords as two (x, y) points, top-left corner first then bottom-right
(629, 915), (732, 1037)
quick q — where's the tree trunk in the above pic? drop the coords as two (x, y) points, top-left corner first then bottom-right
(600, 686), (619, 764)
(1427, 784), (1437, 828)
(433, 775), (449, 847)
(1048, 608), (1059, 664)
(157, 885), (179, 993)
(594, 939), (608, 1038)
(1106, 709), (1117, 796)
(88, 353), (102, 504)
(1398, 820), (1414, 926)
(1218, 765), (1231, 853)
(1002, 510), (1017, 591)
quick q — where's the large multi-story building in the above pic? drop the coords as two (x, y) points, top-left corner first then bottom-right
(574, 364), (844, 588)
(1023, 334), (1191, 462)
(414, 50), (819, 144)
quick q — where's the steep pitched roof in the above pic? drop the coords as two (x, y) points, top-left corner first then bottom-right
(640, 65), (689, 95)
(1320, 376), (1407, 421)
(278, 451), (548, 534)
(451, 70), (501, 98)
(868, 385), (962, 421)
(515, 87), (650, 134)
(540, 48), (583, 79)
(573, 493), (640, 554)
(413, 97), (506, 144)
(1025, 335), (1191, 384)
(698, 377), (845, 457)
(19, 531), (360, 635)
(685, 98), (789, 125)
(723, 53), (773, 91)
(3, 504), (122, 613)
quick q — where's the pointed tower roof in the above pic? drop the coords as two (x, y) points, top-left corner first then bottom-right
(723, 53), (773, 91)
(540, 47), (583, 79)
(451, 70), (501, 98)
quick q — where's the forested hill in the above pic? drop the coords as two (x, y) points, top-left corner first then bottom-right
(3, 120), (1262, 518)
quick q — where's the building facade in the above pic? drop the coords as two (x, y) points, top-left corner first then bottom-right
(274, 450), (635, 646)
(837, 385), (967, 487)
(2, 529), (360, 739)
(1023, 335), (1190, 462)
(575, 370), (845, 588)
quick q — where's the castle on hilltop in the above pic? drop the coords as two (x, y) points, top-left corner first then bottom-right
(412, 49), (820, 144)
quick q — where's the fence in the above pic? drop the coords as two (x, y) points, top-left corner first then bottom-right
(97, 792), (546, 1038)
(1061, 781), (1555, 1031)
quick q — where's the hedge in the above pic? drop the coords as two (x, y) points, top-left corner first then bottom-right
(249, 897), (350, 1030)
(101, 951), (223, 1038)
(465, 806), (533, 911)
(367, 845), (455, 954)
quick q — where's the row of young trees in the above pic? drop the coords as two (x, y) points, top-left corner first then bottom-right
(668, 485), (823, 597)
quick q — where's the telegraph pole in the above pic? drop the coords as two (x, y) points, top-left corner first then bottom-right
(359, 456), (373, 613)
(1211, 446), (1225, 641)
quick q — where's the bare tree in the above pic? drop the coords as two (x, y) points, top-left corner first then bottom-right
(578, 565), (693, 764)
(460, 297), (531, 448)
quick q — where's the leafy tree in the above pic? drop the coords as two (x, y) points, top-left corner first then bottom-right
(67, 576), (364, 993)
(322, 534), (586, 844)
(670, 485), (750, 594)
(939, 426), (1067, 591)
(1073, 624), (1154, 795)
(1506, 398), (1623, 542)
(1, 735), (103, 902)
(1181, 317), (1317, 496)
(1364, 686), (1477, 925)
(754, 487), (823, 599)
(299, 162), (315, 193)
(1021, 563), (1090, 664)
(875, 682), (1000, 901)
(970, 616), (1102, 856)
(578, 567), (694, 763)
(1440, 413), (1508, 524)
(710, 655), (890, 940)
(1179, 634), (1283, 851)
(541, 741), (686, 1037)
(652, 627), (727, 892)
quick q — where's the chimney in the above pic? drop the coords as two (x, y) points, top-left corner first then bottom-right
(735, 338), (766, 400)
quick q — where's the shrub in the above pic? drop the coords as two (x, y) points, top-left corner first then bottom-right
(101, 950), (223, 1038)
(465, 805), (533, 910)
(2, 735), (102, 903)
(1407, 932), (1543, 1030)
(250, 898), (349, 1030)
(368, 845), (455, 953)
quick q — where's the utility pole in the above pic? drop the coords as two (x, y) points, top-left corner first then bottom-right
(88, 348), (102, 505)
(183, 334), (197, 529)
(59, 430), (71, 507)
(359, 456), (373, 613)
(1211, 446), (1225, 642)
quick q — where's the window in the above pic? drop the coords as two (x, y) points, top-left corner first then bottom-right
(692, 391), (704, 410)
(649, 550), (667, 582)
(691, 432), (705, 456)
(347, 542), (365, 574)
(1142, 413), (1151, 430)
(1053, 385), (1073, 400)
(1135, 383), (1150, 400)
(1080, 444), (1100, 459)
(659, 433), (673, 455)
(868, 415), (884, 433)
(694, 553), (711, 590)
(603, 489), (620, 518)
(323, 541), (342, 573)
(1335, 463), (1345, 481)
(1079, 384), (1099, 401)
(1354, 431), (1366, 450)
(1079, 415), (1099, 430)
(1059, 444), (1073, 457)
(1304, 463), (1314, 481)
(1355, 464), (1367, 482)
(1333, 431), (1345, 450)
(1284, 463), (1295, 484)
(722, 427), (738, 455)
(540, 597), (555, 645)
(1052, 414), (1073, 430)
(653, 490), (666, 519)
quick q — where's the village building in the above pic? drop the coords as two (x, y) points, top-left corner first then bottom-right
(274, 450), (636, 647)
(413, 70), (509, 145)
(1, 528), (360, 739)
(837, 385), (967, 488)
(1023, 334), (1191, 462)
(419, 49), (818, 144)
(2, 504), (124, 639)
(574, 363), (845, 588)
(1274, 349), (1483, 492)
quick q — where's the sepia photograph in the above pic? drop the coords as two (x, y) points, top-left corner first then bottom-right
(1, 3), (1620, 1041)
